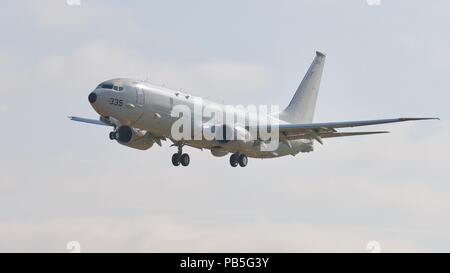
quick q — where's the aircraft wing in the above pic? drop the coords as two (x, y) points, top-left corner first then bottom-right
(285, 131), (390, 141)
(275, 117), (439, 144)
(278, 118), (438, 131)
(68, 116), (114, 127)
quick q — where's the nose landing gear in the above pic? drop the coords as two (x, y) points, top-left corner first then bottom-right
(230, 153), (248, 168)
(109, 131), (117, 140)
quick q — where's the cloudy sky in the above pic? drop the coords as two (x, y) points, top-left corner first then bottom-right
(0, 0), (448, 252)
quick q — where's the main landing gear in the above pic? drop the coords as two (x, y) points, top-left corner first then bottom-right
(171, 144), (190, 167)
(230, 153), (248, 168)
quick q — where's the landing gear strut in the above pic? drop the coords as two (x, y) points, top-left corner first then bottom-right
(172, 143), (190, 167)
(230, 153), (248, 168)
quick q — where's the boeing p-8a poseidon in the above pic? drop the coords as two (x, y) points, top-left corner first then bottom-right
(70, 52), (438, 167)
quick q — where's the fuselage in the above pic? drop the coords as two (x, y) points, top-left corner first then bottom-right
(74, 52), (438, 168)
(89, 78), (314, 158)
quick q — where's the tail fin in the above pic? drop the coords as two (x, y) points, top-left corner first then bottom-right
(280, 51), (326, 123)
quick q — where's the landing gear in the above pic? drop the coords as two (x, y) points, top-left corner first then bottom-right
(238, 154), (248, 167)
(109, 131), (117, 140)
(230, 153), (248, 168)
(230, 154), (239, 167)
(180, 153), (190, 167)
(172, 153), (181, 166)
(171, 143), (190, 167)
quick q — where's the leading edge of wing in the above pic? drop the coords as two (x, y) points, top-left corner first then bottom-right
(68, 116), (111, 126)
(278, 117), (440, 131)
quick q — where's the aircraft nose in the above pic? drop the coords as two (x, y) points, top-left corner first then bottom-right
(88, 92), (97, 104)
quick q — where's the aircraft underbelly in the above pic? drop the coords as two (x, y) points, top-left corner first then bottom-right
(184, 139), (311, 159)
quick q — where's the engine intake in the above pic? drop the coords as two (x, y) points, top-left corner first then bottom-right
(116, 126), (155, 150)
(117, 126), (134, 143)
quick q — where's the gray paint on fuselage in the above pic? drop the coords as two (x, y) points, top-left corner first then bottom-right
(94, 79), (312, 158)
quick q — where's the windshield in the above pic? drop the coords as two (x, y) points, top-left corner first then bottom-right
(97, 83), (123, 91)
(97, 83), (113, 89)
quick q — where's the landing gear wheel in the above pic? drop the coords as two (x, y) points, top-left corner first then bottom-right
(172, 153), (181, 166)
(238, 154), (248, 167)
(230, 154), (239, 167)
(109, 131), (117, 140)
(171, 143), (190, 167)
(180, 154), (190, 167)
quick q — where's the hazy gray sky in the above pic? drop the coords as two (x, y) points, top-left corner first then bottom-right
(0, 0), (448, 252)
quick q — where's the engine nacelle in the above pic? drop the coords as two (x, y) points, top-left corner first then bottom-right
(116, 126), (155, 150)
(210, 147), (229, 157)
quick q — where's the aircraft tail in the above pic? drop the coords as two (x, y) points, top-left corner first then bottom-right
(280, 51), (326, 123)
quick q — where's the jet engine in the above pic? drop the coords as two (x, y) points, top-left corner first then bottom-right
(115, 125), (155, 150)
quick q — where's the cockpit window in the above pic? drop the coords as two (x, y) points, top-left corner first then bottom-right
(98, 83), (114, 89)
(96, 82), (123, 91)
(113, 85), (124, 91)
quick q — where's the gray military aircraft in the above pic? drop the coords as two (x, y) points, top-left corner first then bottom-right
(70, 52), (438, 167)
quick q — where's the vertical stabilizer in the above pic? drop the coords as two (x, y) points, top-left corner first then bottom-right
(280, 51), (326, 123)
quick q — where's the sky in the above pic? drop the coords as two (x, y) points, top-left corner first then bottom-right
(0, 0), (449, 252)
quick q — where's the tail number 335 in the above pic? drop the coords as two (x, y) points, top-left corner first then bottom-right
(109, 98), (124, 107)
